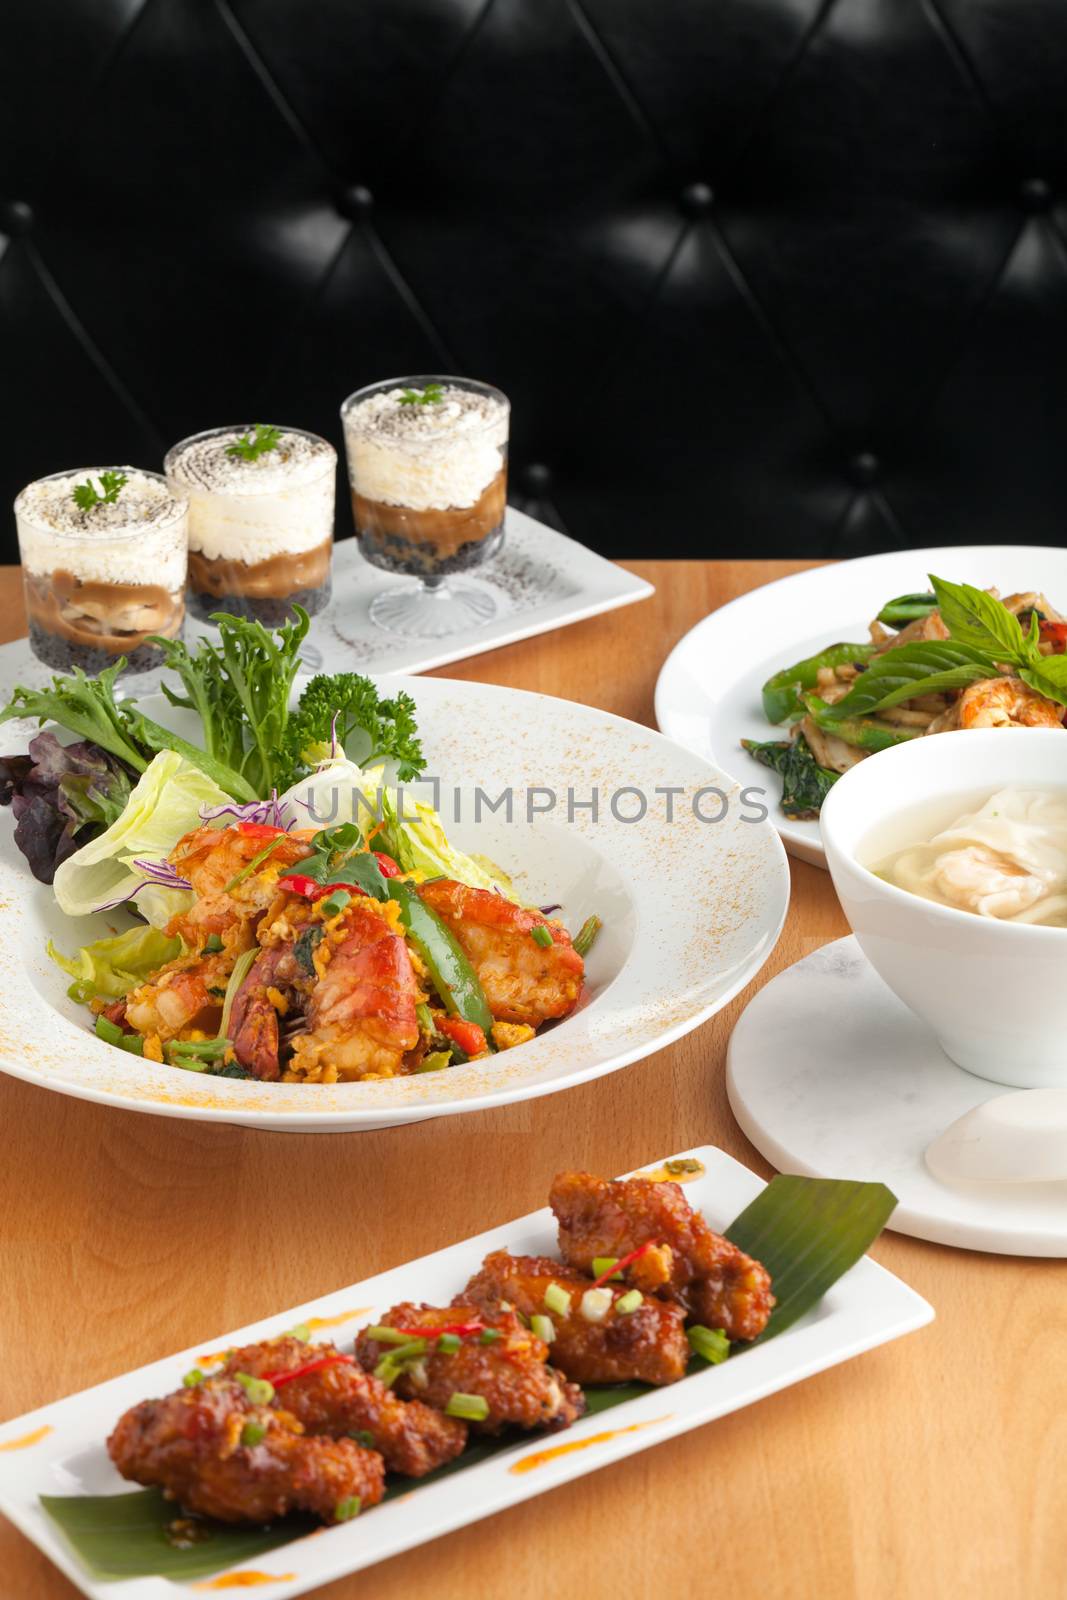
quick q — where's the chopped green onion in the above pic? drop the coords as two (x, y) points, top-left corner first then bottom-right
(416, 1002), (434, 1032)
(366, 1325), (416, 1346)
(573, 914), (602, 958)
(530, 924), (553, 949)
(182, 1368), (204, 1388)
(444, 1392), (490, 1421)
(223, 837), (286, 893)
(234, 1372), (275, 1406)
(218, 948), (257, 1041)
(203, 934), (224, 953)
(416, 1051), (452, 1073)
(94, 1015), (124, 1046)
(687, 1325), (730, 1365)
(478, 1327), (501, 1345)
(167, 1037), (232, 1060)
(436, 1333), (461, 1354)
(591, 1257), (621, 1281)
(530, 1314), (555, 1343)
(287, 1323), (310, 1342)
(373, 1338), (426, 1387)
(320, 889), (351, 918)
(615, 1289), (643, 1315)
(166, 1048), (209, 1072)
(579, 1287), (614, 1324)
(334, 1496), (362, 1522)
(241, 1422), (267, 1447)
(349, 1429), (376, 1448)
(544, 1283), (572, 1317)
(68, 979), (98, 1004)
(665, 1158), (702, 1176)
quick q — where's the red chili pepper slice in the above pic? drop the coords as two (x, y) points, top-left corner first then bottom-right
(374, 852), (400, 877)
(237, 821), (288, 839)
(1040, 619), (1067, 652)
(590, 1240), (659, 1291)
(263, 1353), (356, 1387)
(278, 874), (368, 901)
(388, 1321), (486, 1340)
(437, 1016), (488, 1057)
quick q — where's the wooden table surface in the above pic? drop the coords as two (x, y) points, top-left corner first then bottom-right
(1, 559), (1062, 1600)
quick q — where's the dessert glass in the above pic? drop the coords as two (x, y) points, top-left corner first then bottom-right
(15, 466), (187, 677)
(341, 376), (509, 637)
(165, 425), (336, 625)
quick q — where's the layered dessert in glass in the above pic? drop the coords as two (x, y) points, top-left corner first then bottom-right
(15, 467), (187, 675)
(165, 424), (336, 624)
(341, 376), (509, 637)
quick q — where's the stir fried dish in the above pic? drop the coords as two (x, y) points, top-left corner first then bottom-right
(744, 574), (1067, 819)
(107, 1169), (773, 1528)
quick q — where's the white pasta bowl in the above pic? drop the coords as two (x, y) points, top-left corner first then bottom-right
(0, 676), (789, 1131)
(820, 728), (1067, 1089)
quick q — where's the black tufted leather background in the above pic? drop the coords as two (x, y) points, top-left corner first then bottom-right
(2, 0), (1067, 563)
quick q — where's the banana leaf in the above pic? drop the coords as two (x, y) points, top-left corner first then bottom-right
(39, 1174), (896, 1582)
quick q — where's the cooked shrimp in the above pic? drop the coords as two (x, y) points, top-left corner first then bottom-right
(125, 948), (234, 1041)
(417, 880), (583, 1027)
(956, 676), (1063, 730)
(229, 943), (309, 1081)
(167, 825), (313, 942)
(287, 900), (420, 1082)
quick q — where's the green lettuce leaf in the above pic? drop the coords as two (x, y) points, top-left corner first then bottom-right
(48, 926), (182, 1000)
(52, 751), (232, 928)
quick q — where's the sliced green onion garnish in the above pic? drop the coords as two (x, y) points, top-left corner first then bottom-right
(223, 837), (286, 893)
(573, 914), (602, 958)
(530, 924), (553, 949)
(687, 1325), (730, 1365)
(530, 1313), (555, 1343)
(234, 1372), (275, 1406)
(68, 979), (98, 1004)
(241, 1421), (267, 1446)
(165, 1048), (209, 1072)
(182, 1368), (204, 1388)
(366, 1325), (416, 1346)
(320, 889), (352, 917)
(334, 1496), (362, 1522)
(373, 1355), (401, 1387)
(94, 1015), (124, 1046)
(591, 1257), (621, 1281)
(615, 1289), (643, 1315)
(436, 1332), (461, 1354)
(287, 1323), (310, 1342)
(203, 934), (224, 953)
(416, 1002), (434, 1032)
(167, 1037), (232, 1059)
(579, 1287), (614, 1323)
(416, 1051), (452, 1073)
(218, 947), (257, 1041)
(349, 1429), (376, 1448)
(664, 1158), (703, 1176)
(544, 1282), (572, 1317)
(478, 1327), (501, 1345)
(373, 1338), (426, 1386)
(444, 1392), (490, 1422)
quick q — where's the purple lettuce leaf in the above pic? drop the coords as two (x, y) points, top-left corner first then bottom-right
(0, 732), (134, 884)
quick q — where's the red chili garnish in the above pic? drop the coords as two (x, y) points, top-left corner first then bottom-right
(263, 1354), (356, 1387)
(388, 1321), (486, 1340)
(1040, 619), (1067, 652)
(278, 874), (368, 902)
(590, 1240), (659, 1291)
(374, 852), (401, 877)
(237, 821), (288, 839)
(437, 1016), (488, 1057)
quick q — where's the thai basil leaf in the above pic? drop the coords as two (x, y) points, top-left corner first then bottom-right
(741, 734), (839, 820)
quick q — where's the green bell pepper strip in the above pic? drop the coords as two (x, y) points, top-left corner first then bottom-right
(388, 881), (496, 1043)
(875, 592), (937, 628)
(800, 695), (921, 752)
(761, 643), (877, 723)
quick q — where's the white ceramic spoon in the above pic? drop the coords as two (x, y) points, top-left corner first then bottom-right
(925, 1088), (1067, 1185)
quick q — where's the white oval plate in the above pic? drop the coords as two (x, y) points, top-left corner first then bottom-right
(654, 544), (1067, 868)
(0, 676), (788, 1130)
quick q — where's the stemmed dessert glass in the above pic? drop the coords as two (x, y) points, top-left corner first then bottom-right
(340, 375), (509, 638)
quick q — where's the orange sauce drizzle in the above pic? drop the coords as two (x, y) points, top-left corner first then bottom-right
(193, 1574), (296, 1591)
(635, 1161), (706, 1184)
(510, 1416), (671, 1474)
(0, 1425), (52, 1452)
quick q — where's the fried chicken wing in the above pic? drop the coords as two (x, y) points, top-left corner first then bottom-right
(461, 1251), (690, 1386)
(107, 1376), (384, 1525)
(355, 1303), (585, 1435)
(551, 1171), (774, 1342)
(417, 879), (583, 1026)
(219, 1336), (467, 1477)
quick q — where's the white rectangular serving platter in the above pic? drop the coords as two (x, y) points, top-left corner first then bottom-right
(0, 1147), (933, 1599)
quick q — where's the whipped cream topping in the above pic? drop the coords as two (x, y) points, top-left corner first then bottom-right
(15, 469), (187, 590)
(165, 428), (336, 562)
(343, 384), (508, 511)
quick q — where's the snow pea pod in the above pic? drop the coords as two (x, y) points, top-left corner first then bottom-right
(801, 695), (921, 752)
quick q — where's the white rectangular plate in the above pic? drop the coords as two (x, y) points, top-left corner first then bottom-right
(0, 1147), (932, 1598)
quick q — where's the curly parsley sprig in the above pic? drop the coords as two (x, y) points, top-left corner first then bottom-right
(225, 423), (283, 462)
(398, 384), (444, 407)
(72, 471), (128, 512)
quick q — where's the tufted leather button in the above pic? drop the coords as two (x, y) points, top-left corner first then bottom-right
(847, 450), (881, 486)
(336, 183), (374, 220)
(1020, 178), (1053, 212)
(521, 462), (553, 494)
(679, 182), (714, 218)
(0, 200), (34, 235)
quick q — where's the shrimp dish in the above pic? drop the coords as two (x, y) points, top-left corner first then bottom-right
(744, 576), (1067, 820)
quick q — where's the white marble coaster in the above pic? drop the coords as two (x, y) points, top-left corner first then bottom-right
(727, 936), (1067, 1256)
